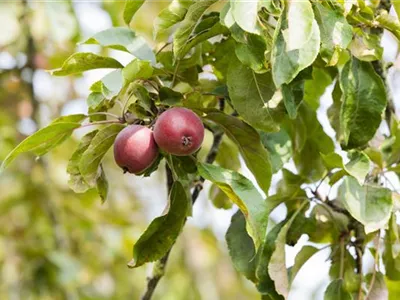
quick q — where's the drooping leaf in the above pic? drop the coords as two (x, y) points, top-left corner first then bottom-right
(271, 5), (320, 87)
(256, 222), (285, 299)
(324, 279), (352, 300)
(339, 57), (387, 149)
(0, 115), (86, 173)
(173, 0), (217, 60)
(97, 164), (109, 203)
(198, 163), (268, 248)
(154, 0), (193, 40)
(83, 27), (156, 65)
(128, 181), (189, 268)
(268, 201), (307, 298)
(227, 56), (283, 132)
(226, 210), (257, 281)
(79, 124), (124, 186)
(51, 53), (123, 76)
(67, 130), (98, 193)
(338, 176), (392, 233)
(203, 110), (272, 195)
(313, 2), (352, 65)
(123, 0), (145, 25)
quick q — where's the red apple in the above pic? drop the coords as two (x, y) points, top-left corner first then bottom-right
(113, 125), (159, 174)
(153, 107), (204, 156)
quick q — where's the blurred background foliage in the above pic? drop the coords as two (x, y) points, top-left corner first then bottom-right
(0, 1), (260, 299)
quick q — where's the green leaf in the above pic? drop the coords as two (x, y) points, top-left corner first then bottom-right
(349, 29), (383, 62)
(91, 70), (124, 99)
(260, 129), (292, 174)
(173, 0), (217, 60)
(339, 57), (387, 149)
(227, 57), (283, 132)
(51, 53), (123, 76)
(303, 67), (334, 110)
(226, 210), (257, 281)
(178, 14), (229, 59)
(209, 183), (233, 209)
(96, 164), (109, 203)
(313, 2), (352, 65)
(338, 176), (392, 233)
(123, 0), (145, 25)
(154, 0), (193, 40)
(324, 279), (352, 300)
(67, 130), (98, 193)
(284, 104), (334, 181)
(256, 222), (285, 299)
(159, 87), (183, 106)
(79, 124), (124, 186)
(198, 163), (268, 249)
(0, 115), (86, 173)
(230, 0), (262, 34)
(235, 33), (268, 73)
(283, 0), (314, 51)
(289, 246), (319, 285)
(271, 4), (320, 87)
(128, 181), (189, 268)
(268, 201), (307, 298)
(344, 151), (370, 185)
(204, 110), (272, 195)
(83, 27), (156, 65)
(122, 59), (153, 84)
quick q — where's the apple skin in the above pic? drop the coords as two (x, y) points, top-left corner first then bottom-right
(153, 107), (204, 156)
(113, 125), (159, 174)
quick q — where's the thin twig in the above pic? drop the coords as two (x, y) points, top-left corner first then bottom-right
(171, 60), (180, 88)
(88, 112), (120, 119)
(365, 232), (381, 300)
(339, 237), (345, 279)
(156, 42), (171, 56)
(76, 119), (124, 130)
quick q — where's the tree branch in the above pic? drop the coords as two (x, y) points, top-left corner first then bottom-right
(140, 127), (224, 300)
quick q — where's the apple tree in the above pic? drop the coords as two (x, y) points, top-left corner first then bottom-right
(2, 0), (400, 299)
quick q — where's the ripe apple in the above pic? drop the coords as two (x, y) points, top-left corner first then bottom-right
(153, 107), (204, 156)
(113, 125), (159, 174)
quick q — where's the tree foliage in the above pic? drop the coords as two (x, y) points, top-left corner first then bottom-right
(2, 0), (400, 299)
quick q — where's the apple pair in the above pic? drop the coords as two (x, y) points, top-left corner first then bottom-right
(113, 107), (204, 174)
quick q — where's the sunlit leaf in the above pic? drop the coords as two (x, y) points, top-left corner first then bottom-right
(338, 176), (392, 233)
(173, 0), (217, 60)
(0, 115), (86, 173)
(198, 163), (268, 248)
(51, 53), (123, 76)
(123, 0), (145, 25)
(83, 27), (156, 65)
(154, 0), (193, 40)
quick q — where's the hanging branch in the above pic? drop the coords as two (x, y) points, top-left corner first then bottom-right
(141, 101), (225, 300)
